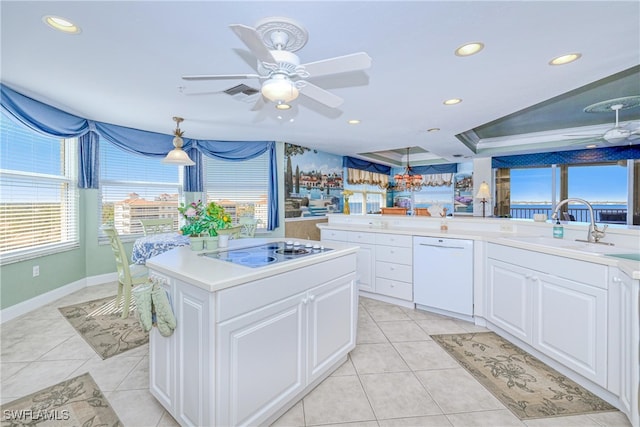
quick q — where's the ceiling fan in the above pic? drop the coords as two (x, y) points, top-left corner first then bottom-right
(565, 96), (640, 145)
(182, 17), (372, 110)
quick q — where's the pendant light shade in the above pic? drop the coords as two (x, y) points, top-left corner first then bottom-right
(163, 116), (195, 166)
(261, 75), (299, 103)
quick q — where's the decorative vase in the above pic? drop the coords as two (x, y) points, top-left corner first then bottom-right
(189, 236), (205, 251)
(343, 198), (350, 215)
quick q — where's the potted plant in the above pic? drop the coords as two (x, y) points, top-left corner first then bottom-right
(202, 201), (232, 236)
(177, 200), (207, 250)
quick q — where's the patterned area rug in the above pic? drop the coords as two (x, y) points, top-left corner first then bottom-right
(0, 372), (122, 426)
(59, 295), (148, 359)
(431, 332), (617, 420)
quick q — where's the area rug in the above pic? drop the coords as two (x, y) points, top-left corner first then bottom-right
(59, 295), (148, 359)
(431, 332), (617, 420)
(0, 372), (122, 426)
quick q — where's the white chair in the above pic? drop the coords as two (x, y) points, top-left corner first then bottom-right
(139, 218), (175, 235)
(239, 217), (259, 238)
(102, 225), (149, 318)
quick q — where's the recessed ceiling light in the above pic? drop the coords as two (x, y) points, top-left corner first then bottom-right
(427, 128), (440, 132)
(585, 144), (597, 149)
(42, 15), (81, 34)
(275, 103), (291, 110)
(549, 53), (582, 66)
(348, 119), (361, 125)
(443, 98), (462, 105)
(455, 42), (484, 57)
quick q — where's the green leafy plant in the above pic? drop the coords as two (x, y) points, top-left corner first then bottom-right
(202, 201), (232, 236)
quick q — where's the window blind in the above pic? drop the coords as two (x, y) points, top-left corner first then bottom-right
(204, 153), (269, 228)
(99, 142), (181, 237)
(0, 117), (78, 262)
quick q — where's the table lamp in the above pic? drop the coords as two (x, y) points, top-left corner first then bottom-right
(476, 181), (491, 217)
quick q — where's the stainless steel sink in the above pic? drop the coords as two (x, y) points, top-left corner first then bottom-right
(501, 235), (637, 257)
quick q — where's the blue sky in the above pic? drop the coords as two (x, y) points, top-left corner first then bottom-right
(511, 165), (627, 203)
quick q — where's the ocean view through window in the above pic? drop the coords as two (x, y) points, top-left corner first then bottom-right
(502, 162), (631, 224)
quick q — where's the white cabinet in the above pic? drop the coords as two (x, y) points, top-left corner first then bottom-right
(486, 258), (532, 343)
(486, 243), (608, 387)
(150, 253), (357, 427)
(374, 233), (413, 301)
(321, 229), (374, 293)
(608, 268), (639, 426)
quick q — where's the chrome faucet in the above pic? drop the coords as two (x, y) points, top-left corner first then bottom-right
(551, 198), (608, 244)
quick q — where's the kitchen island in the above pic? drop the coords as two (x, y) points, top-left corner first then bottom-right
(145, 238), (358, 427)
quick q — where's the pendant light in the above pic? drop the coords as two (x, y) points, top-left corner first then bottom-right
(162, 116), (195, 166)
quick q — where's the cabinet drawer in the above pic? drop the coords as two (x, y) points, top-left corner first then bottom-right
(321, 229), (348, 242)
(376, 245), (412, 265)
(375, 233), (412, 247)
(376, 277), (413, 301)
(348, 231), (376, 244)
(376, 261), (412, 282)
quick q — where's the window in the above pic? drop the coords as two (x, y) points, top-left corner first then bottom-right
(344, 184), (385, 215)
(99, 143), (181, 237)
(496, 161), (632, 224)
(204, 153), (270, 228)
(0, 117), (78, 262)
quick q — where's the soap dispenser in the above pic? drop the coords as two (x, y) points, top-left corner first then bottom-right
(553, 218), (564, 239)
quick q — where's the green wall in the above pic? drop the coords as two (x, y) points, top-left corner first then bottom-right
(0, 142), (286, 311)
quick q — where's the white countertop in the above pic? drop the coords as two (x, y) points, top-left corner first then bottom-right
(145, 237), (359, 293)
(317, 222), (640, 280)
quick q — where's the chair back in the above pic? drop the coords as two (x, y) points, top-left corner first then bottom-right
(102, 224), (135, 286)
(217, 225), (242, 239)
(239, 217), (259, 238)
(140, 218), (175, 235)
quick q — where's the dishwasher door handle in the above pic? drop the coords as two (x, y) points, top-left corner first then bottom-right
(417, 243), (466, 250)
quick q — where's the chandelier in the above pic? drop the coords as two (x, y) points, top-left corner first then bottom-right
(388, 147), (423, 192)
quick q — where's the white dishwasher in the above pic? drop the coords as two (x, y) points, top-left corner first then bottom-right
(413, 236), (474, 321)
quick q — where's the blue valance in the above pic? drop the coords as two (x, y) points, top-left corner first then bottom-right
(343, 156), (391, 174)
(410, 163), (458, 174)
(1, 83), (279, 230)
(492, 146), (640, 169)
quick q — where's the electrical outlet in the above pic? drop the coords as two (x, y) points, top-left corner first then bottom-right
(32, 265), (40, 277)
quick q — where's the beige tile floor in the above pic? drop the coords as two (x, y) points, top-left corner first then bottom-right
(1, 283), (632, 427)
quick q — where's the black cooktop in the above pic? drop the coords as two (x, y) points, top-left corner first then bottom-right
(201, 241), (332, 268)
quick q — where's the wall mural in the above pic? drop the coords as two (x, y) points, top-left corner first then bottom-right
(284, 143), (344, 218)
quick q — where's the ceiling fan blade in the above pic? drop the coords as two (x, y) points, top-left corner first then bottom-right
(299, 82), (344, 108)
(182, 74), (260, 81)
(250, 95), (265, 111)
(301, 52), (372, 78)
(229, 24), (276, 64)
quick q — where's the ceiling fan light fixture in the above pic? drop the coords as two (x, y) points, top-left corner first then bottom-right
(275, 102), (291, 110)
(443, 98), (462, 105)
(42, 15), (81, 34)
(162, 117), (195, 166)
(549, 53), (582, 66)
(261, 76), (299, 103)
(455, 42), (484, 57)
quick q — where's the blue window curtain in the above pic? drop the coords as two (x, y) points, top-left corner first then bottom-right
(410, 163), (458, 174)
(1, 84), (279, 230)
(343, 156), (391, 174)
(492, 146), (640, 169)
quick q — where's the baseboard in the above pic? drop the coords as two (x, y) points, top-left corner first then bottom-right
(0, 272), (117, 324)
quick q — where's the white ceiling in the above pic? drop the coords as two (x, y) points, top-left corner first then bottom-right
(2, 1), (639, 167)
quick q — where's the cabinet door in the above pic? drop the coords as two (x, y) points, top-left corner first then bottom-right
(355, 243), (375, 292)
(216, 293), (306, 427)
(175, 281), (213, 427)
(307, 273), (357, 383)
(486, 259), (532, 343)
(533, 274), (607, 387)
